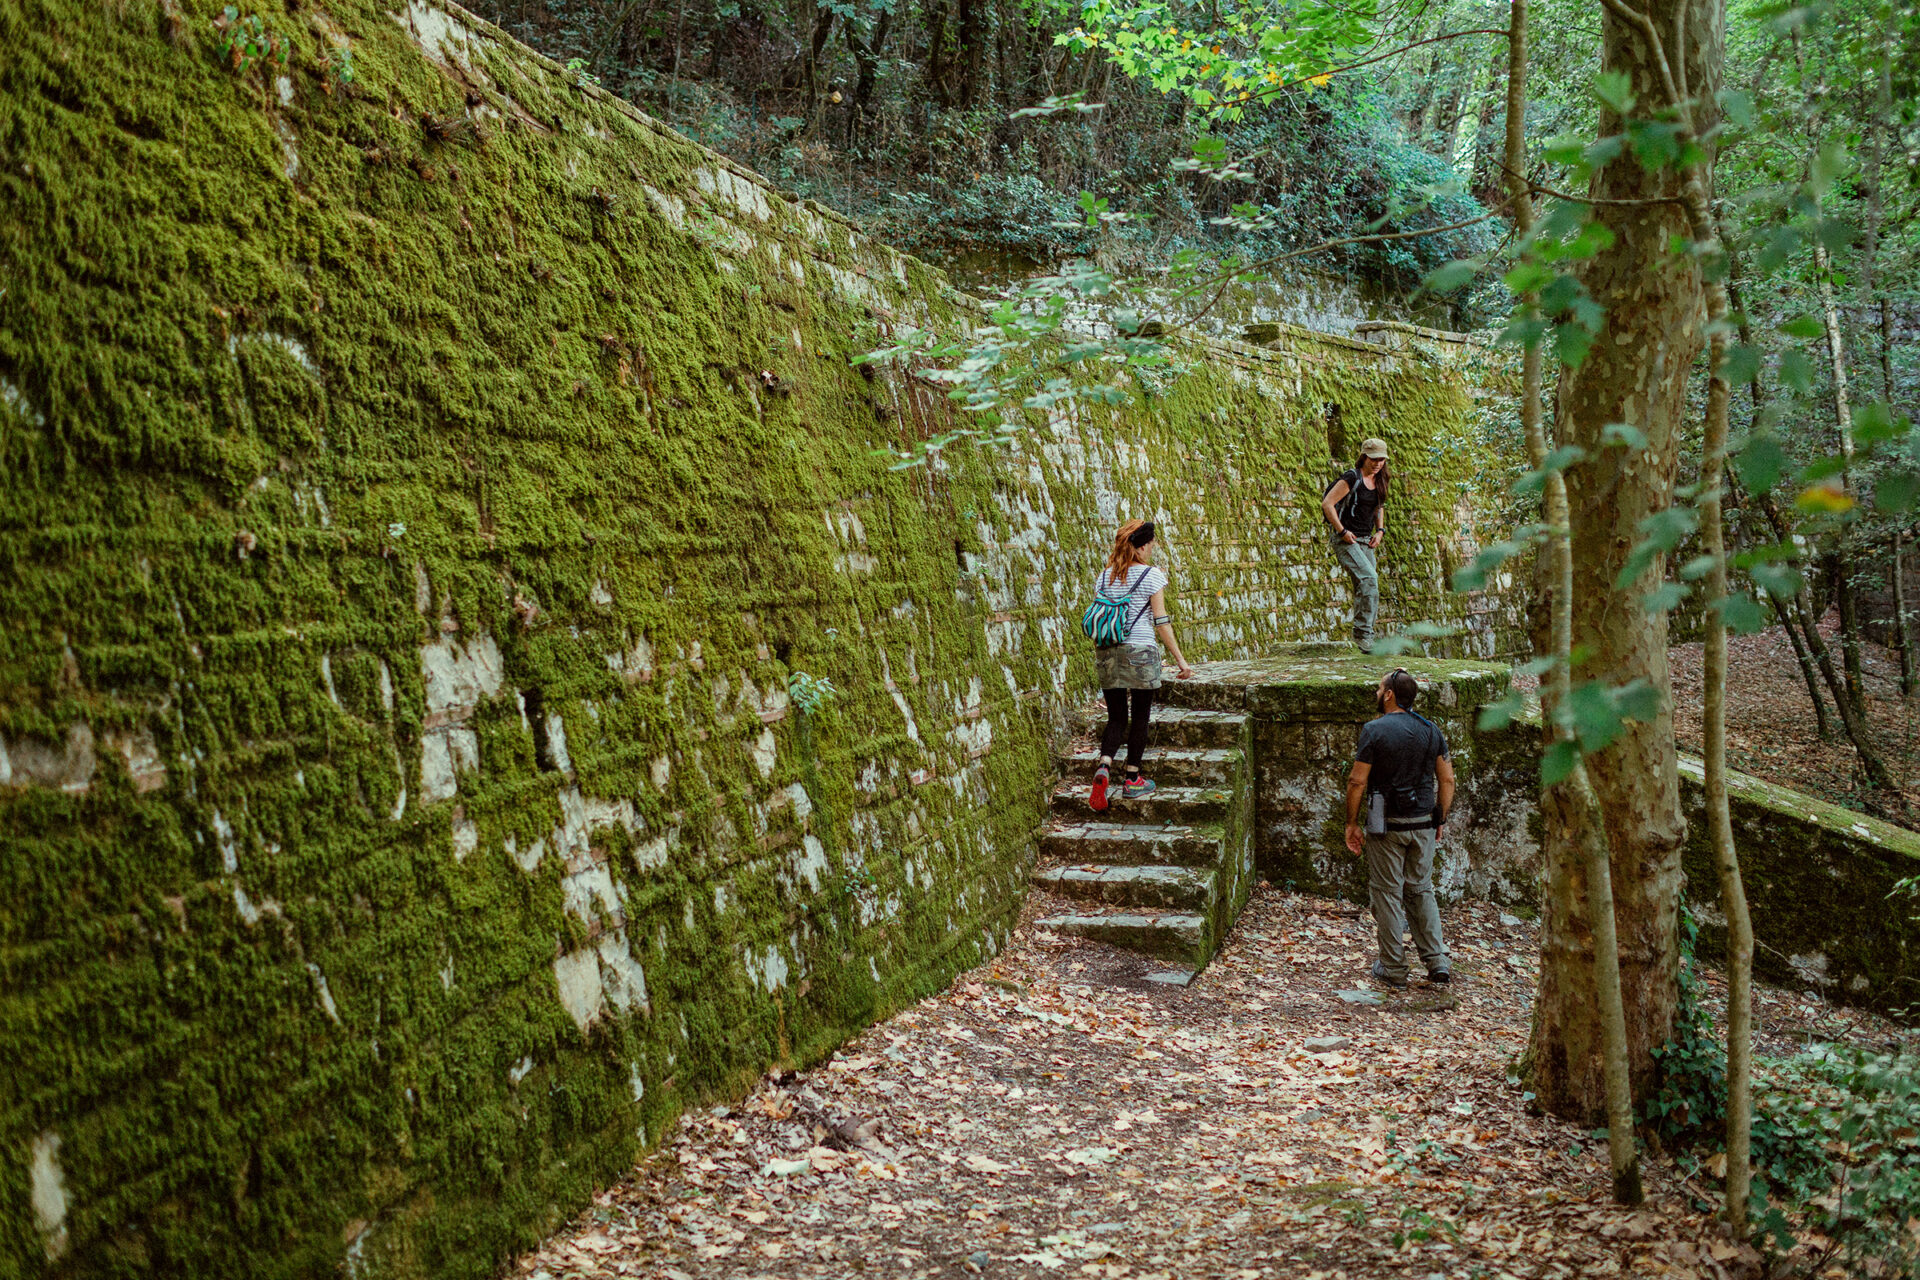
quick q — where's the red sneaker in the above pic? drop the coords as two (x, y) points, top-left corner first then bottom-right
(1089, 763), (1111, 812)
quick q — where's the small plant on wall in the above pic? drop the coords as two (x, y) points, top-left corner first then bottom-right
(215, 6), (293, 78)
(788, 671), (839, 717)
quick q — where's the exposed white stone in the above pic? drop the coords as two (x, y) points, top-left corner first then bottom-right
(651, 755), (672, 790)
(509, 1055), (535, 1084)
(633, 835), (669, 870)
(554, 947), (605, 1030)
(0, 723), (96, 793)
(307, 964), (342, 1023)
(451, 811), (478, 861)
(419, 732), (456, 804)
(30, 1132), (67, 1260)
(562, 862), (621, 924)
(790, 835), (829, 893)
(420, 634), (503, 721)
(233, 885), (260, 925)
(544, 712), (572, 773)
(598, 930), (650, 1014)
(783, 781), (813, 821)
(212, 808), (239, 873)
(744, 943), (790, 991)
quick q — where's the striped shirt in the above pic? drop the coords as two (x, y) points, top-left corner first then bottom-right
(1092, 564), (1168, 646)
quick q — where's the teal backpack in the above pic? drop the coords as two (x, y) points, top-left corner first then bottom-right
(1081, 565), (1152, 647)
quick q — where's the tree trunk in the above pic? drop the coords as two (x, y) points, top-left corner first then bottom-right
(1527, 0), (1720, 1120)
(1505, 0), (1641, 1202)
(1814, 241), (1868, 717)
(1895, 533), (1915, 697)
(1680, 148), (1754, 1231)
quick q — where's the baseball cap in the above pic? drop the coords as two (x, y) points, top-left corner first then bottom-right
(1360, 438), (1389, 459)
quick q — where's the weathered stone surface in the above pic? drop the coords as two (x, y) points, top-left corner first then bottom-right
(1037, 914), (1209, 965)
(1303, 1036), (1352, 1053)
(1033, 864), (1214, 911)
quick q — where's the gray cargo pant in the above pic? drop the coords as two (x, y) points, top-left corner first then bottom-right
(1365, 828), (1450, 981)
(1333, 535), (1378, 641)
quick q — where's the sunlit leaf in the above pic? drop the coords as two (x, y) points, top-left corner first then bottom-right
(1591, 70), (1636, 115)
(1796, 480), (1853, 513)
(1478, 690), (1526, 732)
(1721, 343), (1761, 387)
(1875, 470), (1920, 513)
(1778, 315), (1823, 340)
(1424, 260), (1480, 292)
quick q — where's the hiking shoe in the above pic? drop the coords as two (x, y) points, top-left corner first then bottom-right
(1426, 969), (1452, 986)
(1370, 962), (1408, 989)
(1090, 764), (1111, 812)
(1355, 635), (1374, 654)
(1122, 775), (1156, 800)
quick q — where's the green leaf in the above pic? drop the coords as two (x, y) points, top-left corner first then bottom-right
(1677, 555), (1715, 581)
(1477, 690), (1526, 731)
(1712, 592), (1768, 635)
(1755, 226), (1800, 274)
(1541, 739), (1580, 787)
(1554, 322), (1594, 369)
(1734, 435), (1786, 494)
(1600, 423), (1647, 451)
(1424, 260), (1480, 292)
(1721, 343), (1761, 387)
(1875, 470), (1920, 512)
(1747, 561), (1802, 598)
(1502, 262), (1553, 294)
(1641, 581), (1690, 613)
(1778, 315), (1823, 340)
(1591, 70), (1636, 115)
(1719, 87), (1754, 127)
(1778, 349), (1814, 395)
(1628, 120), (1680, 170)
(1614, 680), (1661, 723)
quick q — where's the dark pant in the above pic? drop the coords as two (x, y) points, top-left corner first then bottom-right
(1100, 688), (1155, 768)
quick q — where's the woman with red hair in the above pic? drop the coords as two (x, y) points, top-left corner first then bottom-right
(1089, 519), (1194, 811)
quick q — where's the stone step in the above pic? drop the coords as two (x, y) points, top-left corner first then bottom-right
(1038, 822), (1222, 867)
(1033, 863), (1214, 911)
(1071, 705), (1247, 749)
(1036, 911), (1209, 967)
(1049, 782), (1229, 824)
(1057, 748), (1237, 788)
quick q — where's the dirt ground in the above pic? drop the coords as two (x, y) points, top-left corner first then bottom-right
(508, 888), (1917, 1280)
(1667, 618), (1920, 824)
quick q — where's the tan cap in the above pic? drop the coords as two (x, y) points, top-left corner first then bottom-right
(1360, 437), (1389, 459)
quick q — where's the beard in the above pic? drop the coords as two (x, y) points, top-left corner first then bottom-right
(1375, 689), (1387, 714)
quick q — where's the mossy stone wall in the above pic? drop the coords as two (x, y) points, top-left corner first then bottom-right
(0, 0), (1529, 1274)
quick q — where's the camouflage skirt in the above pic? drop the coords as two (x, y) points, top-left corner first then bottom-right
(1095, 643), (1164, 691)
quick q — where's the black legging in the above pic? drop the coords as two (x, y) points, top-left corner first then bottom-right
(1100, 688), (1155, 769)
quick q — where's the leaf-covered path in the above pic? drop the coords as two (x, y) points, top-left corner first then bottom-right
(511, 888), (1832, 1280)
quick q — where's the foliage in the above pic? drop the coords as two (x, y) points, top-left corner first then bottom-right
(1645, 910), (1920, 1272)
(215, 6), (293, 77)
(787, 671), (842, 715)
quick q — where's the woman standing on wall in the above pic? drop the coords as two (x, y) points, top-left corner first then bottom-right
(1321, 438), (1391, 654)
(1089, 519), (1194, 812)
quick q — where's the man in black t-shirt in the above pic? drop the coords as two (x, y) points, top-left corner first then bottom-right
(1343, 669), (1454, 988)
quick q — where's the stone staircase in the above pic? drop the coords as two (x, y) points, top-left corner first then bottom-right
(1033, 676), (1257, 981)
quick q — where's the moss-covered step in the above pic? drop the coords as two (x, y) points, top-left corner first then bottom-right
(1038, 823), (1226, 867)
(1048, 782), (1231, 824)
(1058, 748), (1238, 788)
(1035, 913), (1211, 966)
(1071, 705), (1251, 749)
(1033, 864), (1215, 911)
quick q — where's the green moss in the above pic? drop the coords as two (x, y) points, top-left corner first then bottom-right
(0, 1), (1530, 1275)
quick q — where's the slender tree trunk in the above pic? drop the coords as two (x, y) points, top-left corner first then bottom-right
(1895, 533), (1915, 697)
(1815, 241), (1868, 717)
(1681, 179), (1753, 1233)
(1771, 587), (1832, 735)
(1862, 14), (1895, 406)
(1505, 0), (1641, 1202)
